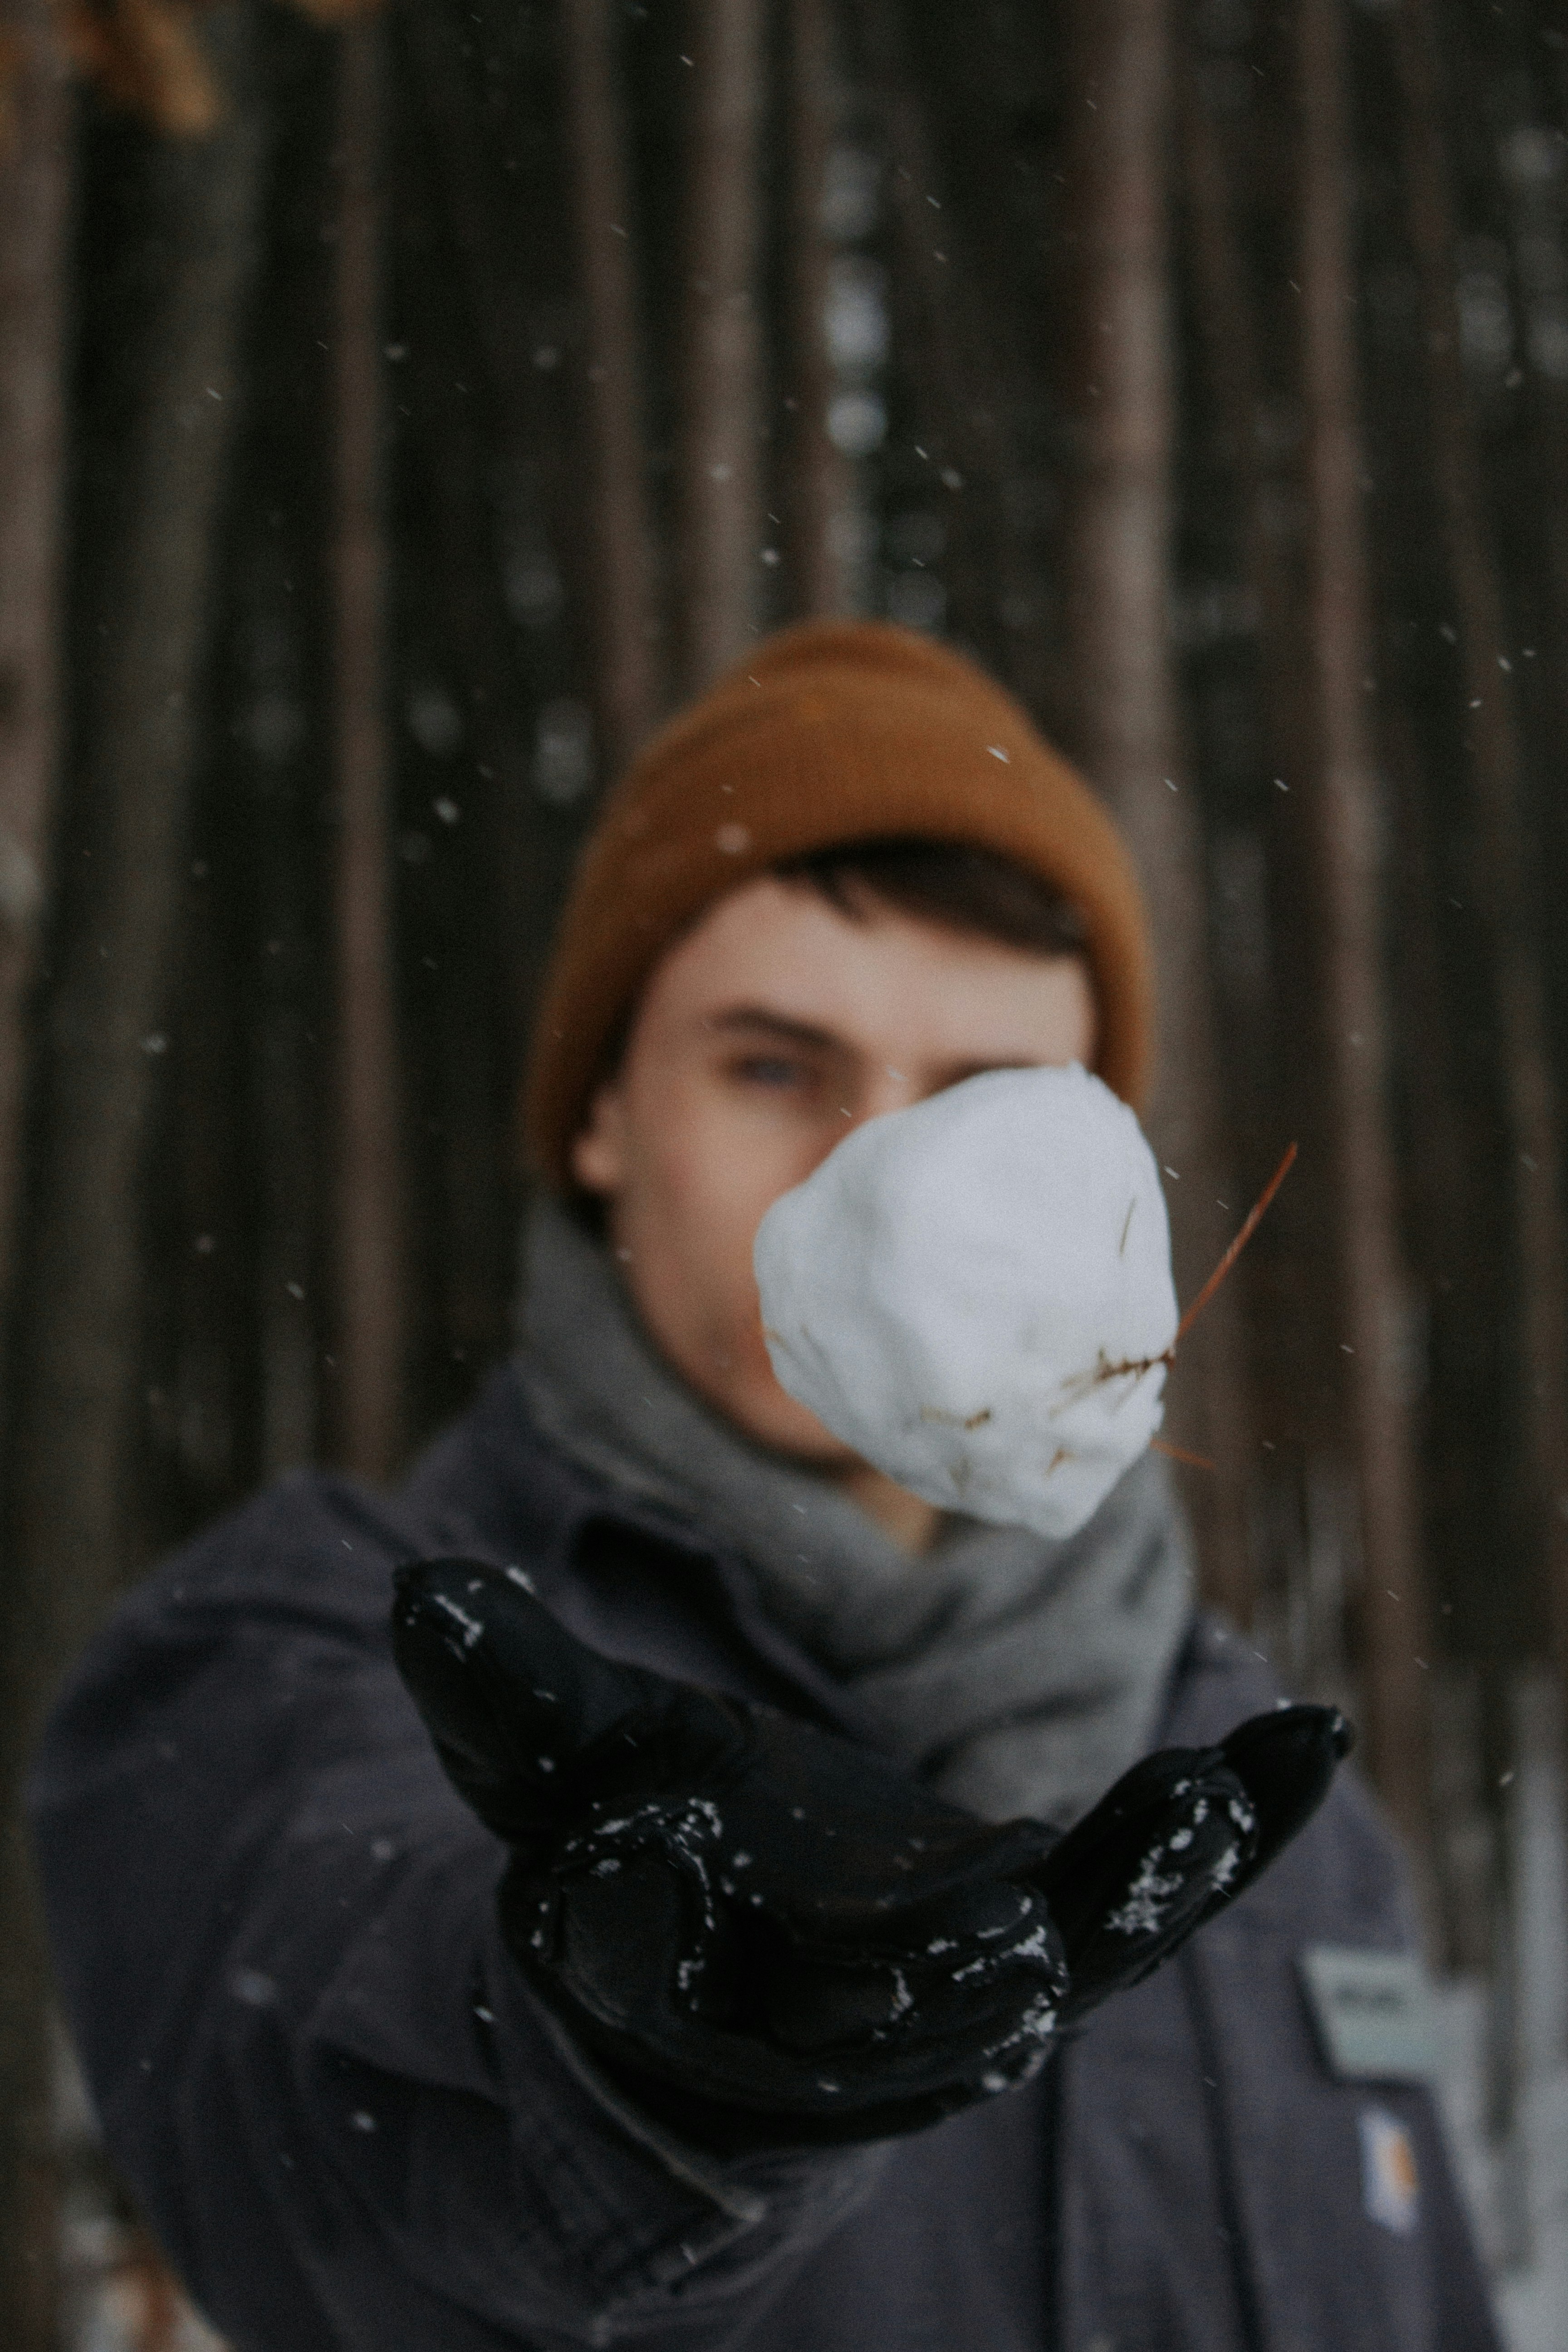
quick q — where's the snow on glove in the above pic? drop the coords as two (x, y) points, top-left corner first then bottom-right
(754, 1063), (1178, 1543)
(392, 1560), (1350, 2145)
(1039, 1701), (1354, 2028)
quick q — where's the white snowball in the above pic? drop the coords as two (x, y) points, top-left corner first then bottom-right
(754, 1065), (1178, 1541)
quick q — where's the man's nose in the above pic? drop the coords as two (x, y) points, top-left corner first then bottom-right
(844, 1063), (922, 1128)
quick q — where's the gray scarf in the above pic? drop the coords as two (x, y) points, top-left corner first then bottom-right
(514, 1198), (1195, 1827)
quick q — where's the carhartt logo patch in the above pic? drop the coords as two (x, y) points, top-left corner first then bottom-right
(1359, 2106), (1421, 2235)
(1298, 1945), (1438, 2082)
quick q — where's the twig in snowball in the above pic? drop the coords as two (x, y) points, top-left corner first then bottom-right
(1152, 1436), (1217, 1472)
(1173, 1141), (1298, 1348)
(1070, 1142), (1301, 1398)
(1147, 1147), (1300, 1477)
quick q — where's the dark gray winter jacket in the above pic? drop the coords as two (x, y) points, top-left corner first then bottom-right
(29, 1366), (1501, 2352)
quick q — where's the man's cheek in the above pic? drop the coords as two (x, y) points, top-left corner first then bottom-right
(661, 1117), (769, 1252)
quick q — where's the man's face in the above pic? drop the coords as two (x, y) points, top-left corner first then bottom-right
(571, 873), (1097, 1465)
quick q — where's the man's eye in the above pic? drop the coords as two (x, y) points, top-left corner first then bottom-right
(733, 1055), (810, 1091)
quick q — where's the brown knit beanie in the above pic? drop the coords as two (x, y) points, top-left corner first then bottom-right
(524, 619), (1152, 1187)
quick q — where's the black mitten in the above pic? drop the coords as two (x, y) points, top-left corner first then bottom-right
(392, 1559), (1348, 2144)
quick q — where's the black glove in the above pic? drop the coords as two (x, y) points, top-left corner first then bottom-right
(392, 1558), (1349, 2146)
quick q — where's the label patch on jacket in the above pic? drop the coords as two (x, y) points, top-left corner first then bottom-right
(1358, 2106), (1421, 2235)
(1298, 1945), (1437, 2082)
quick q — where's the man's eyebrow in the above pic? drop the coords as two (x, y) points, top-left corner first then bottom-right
(704, 1007), (842, 1051)
(936, 1056), (1037, 1088)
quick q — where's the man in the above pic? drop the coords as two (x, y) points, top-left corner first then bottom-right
(31, 621), (1498, 2349)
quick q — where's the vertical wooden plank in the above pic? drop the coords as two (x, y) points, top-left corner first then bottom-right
(392, 0), (592, 1062)
(1395, 0), (1568, 1718)
(561, 0), (661, 771)
(1178, 36), (1330, 1537)
(784, 0), (853, 618)
(1298, 0), (1433, 1859)
(852, 0), (1022, 681)
(1058, 0), (1255, 1624)
(0, 25), (70, 2326)
(678, 0), (766, 694)
(0, 0), (69, 1320)
(0, 11), (267, 2342)
(330, 15), (405, 1480)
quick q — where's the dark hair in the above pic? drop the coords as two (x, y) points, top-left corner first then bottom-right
(584, 838), (1088, 1118)
(774, 836), (1088, 959)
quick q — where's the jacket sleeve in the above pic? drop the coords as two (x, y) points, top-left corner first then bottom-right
(27, 1476), (887, 2352)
